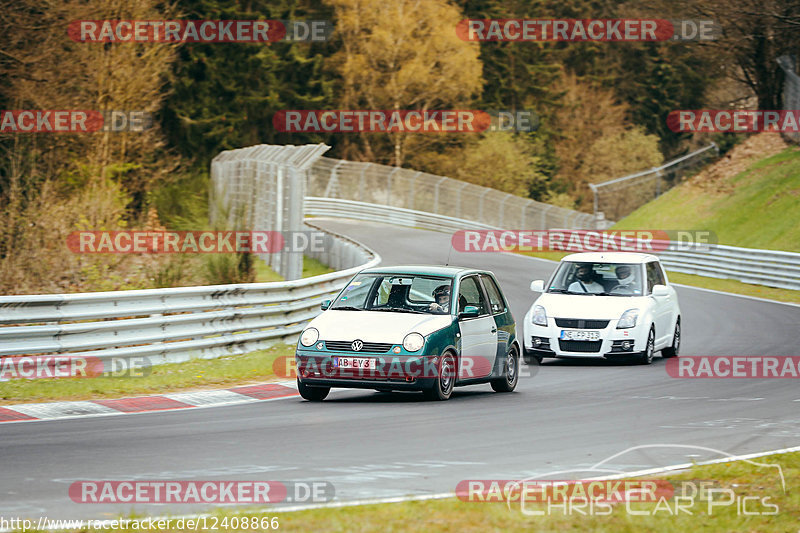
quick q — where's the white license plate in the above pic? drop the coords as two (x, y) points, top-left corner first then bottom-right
(334, 357), (377, 369)
(560, 330), (601, 341)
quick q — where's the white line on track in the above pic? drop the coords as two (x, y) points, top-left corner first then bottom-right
(13, 444), (800, 531)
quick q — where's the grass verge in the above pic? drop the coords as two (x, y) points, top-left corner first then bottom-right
(613, 146), (800, 252)
(254, 256), (335, 282)
(49, 451), (799, 532)
(0, 344), (294, 405)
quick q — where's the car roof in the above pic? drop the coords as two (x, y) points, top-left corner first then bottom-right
(561, 252), (660, 264)
(360, 265), (487, 277)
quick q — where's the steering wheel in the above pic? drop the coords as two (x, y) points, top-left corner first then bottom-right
(608, 284), (633, 294)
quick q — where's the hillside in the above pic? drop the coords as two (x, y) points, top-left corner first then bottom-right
(613, 133), (800, 252)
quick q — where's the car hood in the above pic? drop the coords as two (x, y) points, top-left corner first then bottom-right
(533, 293), (649, 320)
(308, 310), (453, 344)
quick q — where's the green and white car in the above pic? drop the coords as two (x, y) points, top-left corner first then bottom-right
(295, 266), (520, 401)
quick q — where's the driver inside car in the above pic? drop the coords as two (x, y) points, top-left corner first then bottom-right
(567, 264), (605, 294)
(428, 284), (451, 313)
(614, 265), (634, 286)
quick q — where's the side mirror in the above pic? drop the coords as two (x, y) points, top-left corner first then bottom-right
(530, 280), (545, 292)
(652, 285), (669, 297)
(320, 299), (331, 310)
(459, 305), (480, 319)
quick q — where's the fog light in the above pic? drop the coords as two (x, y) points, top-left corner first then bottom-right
(393, 346), (401, 354)
(533, 337), (542, 347)
(316, 342), (324, 350)
(621, 341), (631, 351)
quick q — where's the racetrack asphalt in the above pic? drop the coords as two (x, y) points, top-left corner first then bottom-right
(1, 219), (798, 520)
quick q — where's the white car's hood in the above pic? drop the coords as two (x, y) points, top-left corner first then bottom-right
(534, 293), (649, 320)
(308, 310), (452, 344)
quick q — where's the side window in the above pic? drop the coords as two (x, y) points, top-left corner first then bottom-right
(457, 276), (488, 315)
(655, 263), (667, 286)
(480, 275), (506, 314)
(645, 262), (663, 293)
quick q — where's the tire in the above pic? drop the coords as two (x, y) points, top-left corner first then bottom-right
(661, 318), (680, 358)
(423, 352), (455, 401)
(297, 379), (330, 401)
(637, 327), (655, 365)
(491, 346), (519, 393)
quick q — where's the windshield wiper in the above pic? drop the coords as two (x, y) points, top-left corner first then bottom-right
(372, 307), (425, 314)
(331, 306), (364, 311)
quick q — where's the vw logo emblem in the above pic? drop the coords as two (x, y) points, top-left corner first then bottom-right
(351, 339), (364, 351)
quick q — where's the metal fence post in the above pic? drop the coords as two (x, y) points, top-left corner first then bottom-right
(433, 177), (447, 214)
(387, 167), (399, 205)
(408, 171), (420, 210)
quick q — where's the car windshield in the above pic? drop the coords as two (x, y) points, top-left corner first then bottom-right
(547, 262), (644, 296)
(330, 273), (454, 314)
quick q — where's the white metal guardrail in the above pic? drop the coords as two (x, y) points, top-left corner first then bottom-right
(0, 223), (379, 361)
(306, 197), (800, 291)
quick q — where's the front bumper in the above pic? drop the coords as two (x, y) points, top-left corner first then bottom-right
(295, 352), (438, 391)
(524, 320), (645, 359)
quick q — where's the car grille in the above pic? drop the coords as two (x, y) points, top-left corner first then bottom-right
(555, 318), (610, 329)
(324, 341), (393, 353)
(558, 340), (602, 353)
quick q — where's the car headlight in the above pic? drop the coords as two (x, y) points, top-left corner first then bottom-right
(300, 327), (319, 347)
(617, 309), (639, 329)
(403, 332), (425, 352)
(532, 305), (547, 326)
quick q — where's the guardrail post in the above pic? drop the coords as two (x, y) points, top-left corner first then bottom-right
(498, 195), (510, 227)
(541, 205), (553, 229)
(655, 168), (663, 197)
(588, 183), (598, 218)
(456, 182), (468, 219)
(478, 190), (489, 222)
(360, 163), (370, 202)
(387, 167), (399, 205)
(433, 177), (447, 214)
(325, 160), (344, 198)
(408, 171), (420, 210)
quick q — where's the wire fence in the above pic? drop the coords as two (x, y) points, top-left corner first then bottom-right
(210, 143), (331, 279)
(588, 143), (719, 221)
(307, 157), (597, 230)
(778, 54), (800, 144)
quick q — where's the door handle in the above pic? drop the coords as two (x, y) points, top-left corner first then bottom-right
(491, 327), (497, 333)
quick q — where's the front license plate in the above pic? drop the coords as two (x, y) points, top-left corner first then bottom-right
(560, 330), (601, 341)
(334, 357), (377, 369)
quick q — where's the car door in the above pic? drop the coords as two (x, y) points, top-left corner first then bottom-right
(479, 274), (512, 359)
(456, 275), (497, 380)
(646, 261), (673, 346)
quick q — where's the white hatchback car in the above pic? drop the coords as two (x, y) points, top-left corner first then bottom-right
(523, 252), (681, 365)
